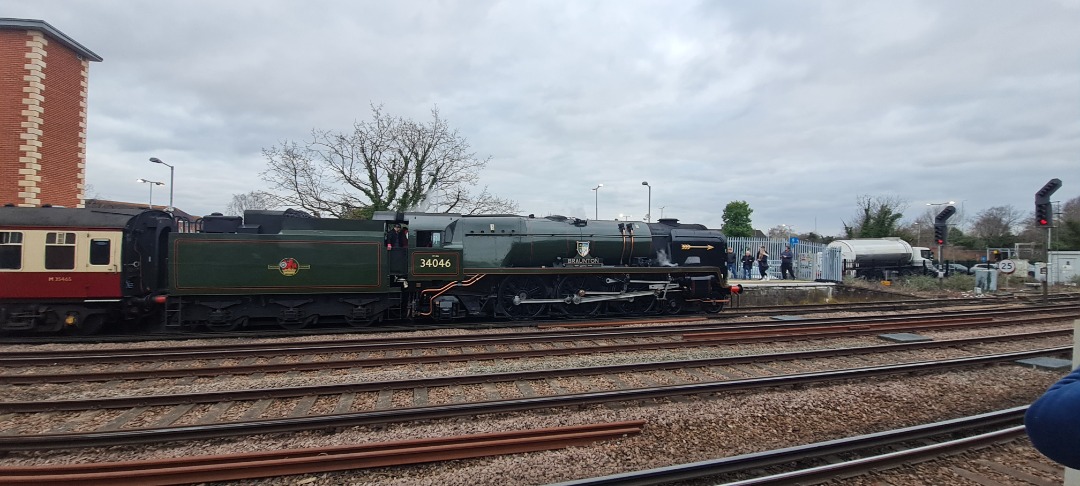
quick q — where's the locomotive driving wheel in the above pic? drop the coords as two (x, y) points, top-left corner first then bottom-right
(610, 293), (657, 316)
(703, 297), (725, 314)
(498, 276), (549, 320)
(555, 275), (604, 318)
(659, 295), (685, 315)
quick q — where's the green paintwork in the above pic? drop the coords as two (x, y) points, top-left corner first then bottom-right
(447, 217), (653, 268)
(169, 233), (386, 295)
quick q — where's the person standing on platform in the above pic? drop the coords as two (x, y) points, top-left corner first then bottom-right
(757, 245), (770, 281)
(780, 245), (794, 280)
(741, 249), (755, 280)
(726, 247), (737, 279)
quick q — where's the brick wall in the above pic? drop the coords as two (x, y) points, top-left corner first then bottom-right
(0, 28), (88, 208)
(0, 30), (30, 206)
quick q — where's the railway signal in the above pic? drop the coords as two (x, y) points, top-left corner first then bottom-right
(1036, 203), (1052, 226)
(933, 205), (956, 246)
(1035, 178), (1061, 227)
(1035, 178), (1062, 302)
(933, 224), (946, 245)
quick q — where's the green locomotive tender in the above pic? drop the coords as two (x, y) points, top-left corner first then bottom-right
(163, 210), (740, 331)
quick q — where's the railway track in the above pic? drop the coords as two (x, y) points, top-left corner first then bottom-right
(552, 407), (1032, 485)
(4, 303), (1077, 362)
(0, 338), (1068, 451)
(1, 301), (1074, 483)
(0, 421), (646, 485)
(2, 307), (1075, 385)
(1, 291), (1074, 345)
(1, 329), (1068, 414)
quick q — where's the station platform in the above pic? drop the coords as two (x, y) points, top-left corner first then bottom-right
(726, 278), (838, 307)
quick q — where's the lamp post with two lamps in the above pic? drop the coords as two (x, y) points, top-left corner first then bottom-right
(591, 184), (603, 220)
(136, 178), (164, 209)
(149, 157), (174, 212)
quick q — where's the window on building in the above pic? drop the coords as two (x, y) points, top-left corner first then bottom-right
(0, 232), (22, 270)
(45, 232), (76, 270)
(89, 238), (111, 265)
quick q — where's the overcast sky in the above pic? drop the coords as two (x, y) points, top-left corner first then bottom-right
(5, 0), (1078, 235)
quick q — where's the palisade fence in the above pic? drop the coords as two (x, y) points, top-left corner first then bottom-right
(724, 237), (843, 282)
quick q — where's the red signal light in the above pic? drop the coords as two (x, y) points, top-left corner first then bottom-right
(936, 239), (944, 245)
(1039, 219), (1049, 226)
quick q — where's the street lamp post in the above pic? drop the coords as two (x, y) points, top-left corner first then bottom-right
(914, 222), (921, 247)
(641, 181), (651, 222)
(149, 157), (174, 212)
(136, 178), (164, 208)
(659, 206), (666, 219)
(591, 184), (603, 219)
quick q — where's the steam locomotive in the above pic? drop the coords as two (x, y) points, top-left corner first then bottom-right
(0, 206), (740, 334)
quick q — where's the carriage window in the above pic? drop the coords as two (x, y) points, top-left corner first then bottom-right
(89, 239), (111, 265)
(45, 232), (76, 269)
(0, 232), (22, 270)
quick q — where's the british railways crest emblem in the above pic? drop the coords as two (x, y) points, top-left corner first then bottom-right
(576, 241), (590, 258)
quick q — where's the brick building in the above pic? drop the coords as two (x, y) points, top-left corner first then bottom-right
(1, 18), (102, 208)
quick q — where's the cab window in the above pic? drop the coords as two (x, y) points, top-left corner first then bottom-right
(89, 238), (111, 265)
(0, 231), (22, 270)
(45, 232), (76, 270)
(414, 230), (443, 248)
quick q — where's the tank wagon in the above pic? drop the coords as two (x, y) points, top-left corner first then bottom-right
(827, 237), (935, 278)
(1, 207), (741, 333)
(0, 206), (175, 334)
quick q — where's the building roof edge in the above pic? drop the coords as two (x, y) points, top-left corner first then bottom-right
(0, 18), (103, 62)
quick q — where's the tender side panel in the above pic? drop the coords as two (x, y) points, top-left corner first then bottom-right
(170, 234), (385, 295)
(0, 228), (123, 299)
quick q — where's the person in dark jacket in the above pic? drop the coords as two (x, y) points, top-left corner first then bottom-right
(740, 250), (754, 280)
(726, 247), (737, 279)
(756, 246), (770, 281)
(385, 223), (407, 249)
(780, 245), (794, 280)
(1025, 365), (1080, 470)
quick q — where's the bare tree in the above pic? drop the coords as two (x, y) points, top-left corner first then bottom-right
(766, 224), (795, 240)
(970, 205), (1023, 248)
(260, 104), (517, 218)
(226, 191), (278, 216)
(842, 195), (907, 238)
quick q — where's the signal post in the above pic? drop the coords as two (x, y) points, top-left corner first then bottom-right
(1036, 179), (1062, 302)
(933, 205), (956, 281)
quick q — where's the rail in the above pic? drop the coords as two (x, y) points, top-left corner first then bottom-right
(550, 408), (1026, 485)
(0, 421), (644, 485)
(0, 347), (1065, 451)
